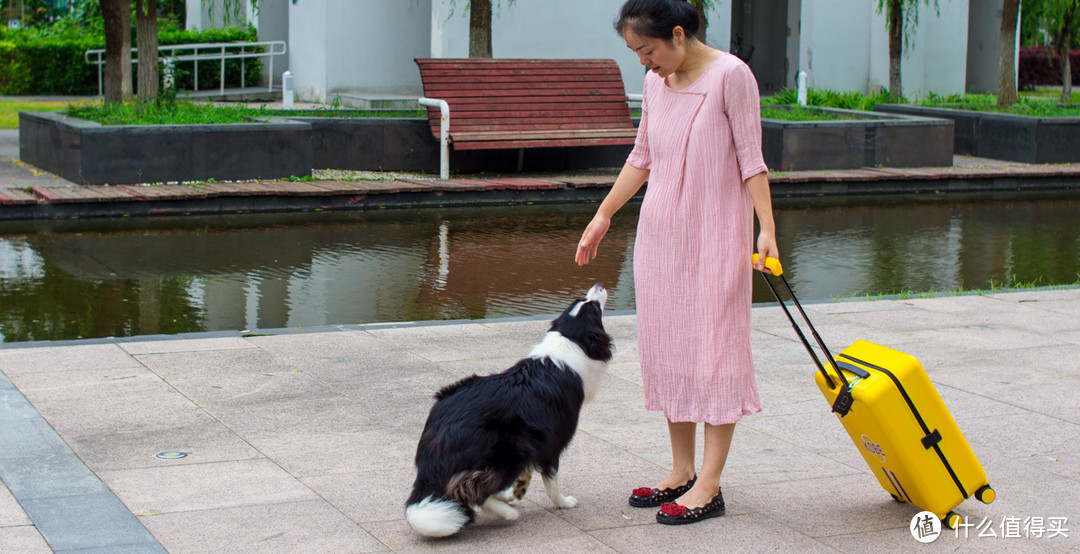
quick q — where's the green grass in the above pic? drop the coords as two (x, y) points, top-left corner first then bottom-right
(1021, 87), (1080, 104)
(763, 87), (1080, 118)
(68, 101), (268, 126)
(836, 275), (1080, 302)
(62, 101), (426, 126)
(0, 99), (96, 129)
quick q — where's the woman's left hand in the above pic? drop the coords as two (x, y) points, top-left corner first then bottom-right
(754, 230), (779, 274)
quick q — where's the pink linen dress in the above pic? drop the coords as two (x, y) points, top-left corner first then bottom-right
(626, 53), (768, 425)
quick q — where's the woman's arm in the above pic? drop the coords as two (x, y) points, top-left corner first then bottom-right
(574, 163), (650, 266)
(746, 171), (779, 273)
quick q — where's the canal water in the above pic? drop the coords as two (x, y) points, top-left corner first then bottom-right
(1, 192), (1078, 343)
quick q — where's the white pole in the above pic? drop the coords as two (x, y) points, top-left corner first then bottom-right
(282, 71), (294, 109)
(796, 71), (808, 107)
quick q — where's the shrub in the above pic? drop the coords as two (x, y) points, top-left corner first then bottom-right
(1019, 46), (1080, 88)
(762, 88), (893, 111)
(0, 24), (261, 96)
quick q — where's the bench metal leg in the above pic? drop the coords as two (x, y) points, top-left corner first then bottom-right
(419, 97), (450, 180)
(517, 149), (525, 172)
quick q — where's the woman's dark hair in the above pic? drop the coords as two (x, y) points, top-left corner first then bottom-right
(615, 0), (700, 41)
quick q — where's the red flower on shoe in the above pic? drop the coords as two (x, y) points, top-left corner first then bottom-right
(632, 487), (655, 497)
(659, 502), (686, 517)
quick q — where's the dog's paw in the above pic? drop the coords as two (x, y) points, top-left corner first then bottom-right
(481, 497), (520, 520)
(493, 487), (515, 503)
(553, 495), (578, 509)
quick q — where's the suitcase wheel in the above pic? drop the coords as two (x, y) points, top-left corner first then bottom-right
(890, 494), (904, 503)
(974, 485), (995, 504)
(944, 512), (963, 530)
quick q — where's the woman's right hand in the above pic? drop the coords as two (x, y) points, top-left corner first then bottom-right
(575, 214), (611, 266)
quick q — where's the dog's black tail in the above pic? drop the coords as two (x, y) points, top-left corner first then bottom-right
(406, 471), (493, 538)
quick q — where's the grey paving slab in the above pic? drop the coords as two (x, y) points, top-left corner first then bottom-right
(0, 343), (143, 375)
(302, 467), (417, 525)
(361, 502), (614, 553)
(0, 525), (52, 553)
(117, 337), (259, 355)
(98, 459), (319, 515)
(818, 527), (1065, 553)
(591, 512), (836, 553)
(244, 428), (419, 477)
(20, 492), (166, 553)
(138, 500), (389, 554)
(0, 484), (31, 526)
(8, 367), (175, 404)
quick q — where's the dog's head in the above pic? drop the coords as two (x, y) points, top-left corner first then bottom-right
(548, 283), (612, 363)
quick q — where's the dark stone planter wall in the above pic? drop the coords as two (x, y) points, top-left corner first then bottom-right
(874, 104), (1080, 164)
(763, 106), (954, 171)
(21, 108), (957, 185)
(20, 112), (313, 186)
(291, 117), (631, 172)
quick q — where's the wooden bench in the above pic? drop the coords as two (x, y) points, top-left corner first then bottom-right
(415, 58), (639, 177)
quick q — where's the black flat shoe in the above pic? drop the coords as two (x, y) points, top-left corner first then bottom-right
(627, 475), (697, 508)
(655, 488), (726, 525)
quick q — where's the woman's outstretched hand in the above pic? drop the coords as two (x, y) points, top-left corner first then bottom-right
(575, 215), (611, 266)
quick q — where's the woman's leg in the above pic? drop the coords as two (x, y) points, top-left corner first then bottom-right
(654, 419), (697, 489)
(676, 422), (735, 508)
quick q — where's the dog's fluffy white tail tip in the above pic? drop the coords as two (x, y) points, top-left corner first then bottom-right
(406, 496), (468, 537)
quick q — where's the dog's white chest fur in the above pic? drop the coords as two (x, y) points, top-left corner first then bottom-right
(528, 331), (607, 403)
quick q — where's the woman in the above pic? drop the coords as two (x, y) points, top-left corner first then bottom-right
(575, 0), (778, 525)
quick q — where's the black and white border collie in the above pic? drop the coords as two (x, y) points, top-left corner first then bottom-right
(405, 283), (613, 538)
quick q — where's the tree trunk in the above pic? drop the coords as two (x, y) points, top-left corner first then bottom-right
(997, 0), (1020, 107)
(887, 0), (903, 102)
(1058, 6), (1076, 105)
(691, 0), (707, 43)
(101, 0), (132, 104)
(468, 0), (492, 58)
(136, 0), (160, 102)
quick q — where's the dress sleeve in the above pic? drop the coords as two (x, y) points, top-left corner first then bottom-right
(626, 74), (651, 170)
(724, 61), (768, 181)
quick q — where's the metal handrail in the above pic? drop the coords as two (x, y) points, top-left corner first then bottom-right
(85, 40), (288, 97)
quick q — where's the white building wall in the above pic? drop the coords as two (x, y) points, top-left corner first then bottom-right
(966, 0), (1008, 93)
(429, 1), (729, 97)
(321, 0), (432, 97)
(801, 0), (966, 97)
(799, 0), (874, 92)
(255, 0), (290, 86)
(188, 0), (989, 101)
(896, 0), (968, 98)
(288, 0), (328, 102)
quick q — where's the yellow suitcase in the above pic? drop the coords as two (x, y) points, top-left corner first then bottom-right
(754, 256), (994, 529)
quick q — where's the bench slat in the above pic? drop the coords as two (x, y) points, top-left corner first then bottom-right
(416, 57), (636, 151)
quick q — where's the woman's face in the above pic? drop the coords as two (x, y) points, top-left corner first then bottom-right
(622, 28), (685, 79)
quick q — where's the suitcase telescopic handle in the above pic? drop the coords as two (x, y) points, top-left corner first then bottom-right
(752, 255), (849, 391)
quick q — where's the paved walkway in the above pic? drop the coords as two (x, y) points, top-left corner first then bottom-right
(1, 288), (1078, 552)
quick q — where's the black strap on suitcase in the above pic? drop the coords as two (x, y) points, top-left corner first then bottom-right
(752, 255), (868, 416)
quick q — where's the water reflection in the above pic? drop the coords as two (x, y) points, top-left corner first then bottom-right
(0, 193), (1077, 342)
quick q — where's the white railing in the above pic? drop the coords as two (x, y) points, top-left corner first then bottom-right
(85, 40), (288, 97)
